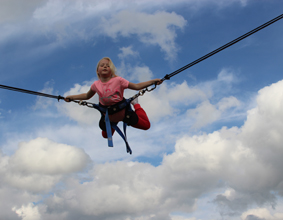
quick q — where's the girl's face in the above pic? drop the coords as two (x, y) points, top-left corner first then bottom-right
(97, 59), (112, 78)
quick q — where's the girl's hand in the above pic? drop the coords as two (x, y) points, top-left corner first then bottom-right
(128, 79), (163, 91)
(153, 79), (163, 85)
(64, 96), (73, 102)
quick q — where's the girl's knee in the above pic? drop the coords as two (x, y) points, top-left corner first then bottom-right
(102, 129), (115, 138)
(144, 121), (150, 130)
(134, 120), (150, 130)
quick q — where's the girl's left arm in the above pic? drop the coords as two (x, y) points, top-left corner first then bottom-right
(128, 79), (163, 91)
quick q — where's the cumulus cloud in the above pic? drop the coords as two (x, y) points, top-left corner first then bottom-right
(12, 203), (41, 220)
(117, 48), (154, 82)
(0, 0), (249, 63)
(1, 137), (91, 193)
(217, 96), (241, 111)
(118, 46), (139, 59)
(59, 68), (239, 126)
(1, 2), (188, 61)
(0, 181), (41, 219)
(45, 79), (283, 219)
(59, 81), (100, 125)
(171, 216), (196, 220)
(241, 208), (283, 220)
(0, 0), (47, 23)
(32, 81), (56, 110)
(240, 81), (283, 169)
(187, 96), (241, 128)
(59, 77), (199, 124)
(130, 66), (154, 82)
(125, 80), (208, 122)
(100, 10), (187, 61)
(0, 0), (248, 25)
(9, 137), (90, 174)
(2, 77), (283, 219)
(140, 69), (239, 124)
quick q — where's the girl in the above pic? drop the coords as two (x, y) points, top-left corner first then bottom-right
(65, 57), (162, 138)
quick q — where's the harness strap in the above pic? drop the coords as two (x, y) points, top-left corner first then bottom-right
(105, 108), (113, 147)
(111, 123), (132, 154)
(92, 99), (133, 154)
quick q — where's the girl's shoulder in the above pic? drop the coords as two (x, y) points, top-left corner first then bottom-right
(113, 76), (124, 80)
(94, 76), (128, 85)
(109, 76), (127, 83)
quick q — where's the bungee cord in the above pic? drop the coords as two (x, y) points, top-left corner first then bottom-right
(161, 12), (283, 81)
(0, 13), (283, 103)
(0, 84), (64, 101)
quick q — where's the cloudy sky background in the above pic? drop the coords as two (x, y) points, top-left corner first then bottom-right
(1, 0), (283, 219)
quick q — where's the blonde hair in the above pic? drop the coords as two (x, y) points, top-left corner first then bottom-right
(96, 57), (118, 79)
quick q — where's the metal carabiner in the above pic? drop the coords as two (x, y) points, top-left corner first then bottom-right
(138, 89), (146, 96)
(145, 83), (157, 92)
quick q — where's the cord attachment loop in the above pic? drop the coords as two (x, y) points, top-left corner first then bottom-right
(145, 83), (157, 92)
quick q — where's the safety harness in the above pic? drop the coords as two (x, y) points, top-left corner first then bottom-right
(75, 88), (153, 154)
(91, 98), (135, 154)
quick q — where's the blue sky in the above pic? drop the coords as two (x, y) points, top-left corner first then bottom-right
(1, 0), (283, 219)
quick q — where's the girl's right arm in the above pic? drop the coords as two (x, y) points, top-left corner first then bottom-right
(64, 88), (96, 102)
(128, 79), (163, 91)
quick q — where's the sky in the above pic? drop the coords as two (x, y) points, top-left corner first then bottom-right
(1, 0), (283, 219)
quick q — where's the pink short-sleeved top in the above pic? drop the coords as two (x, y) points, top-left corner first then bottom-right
(91, 76), (129, 106)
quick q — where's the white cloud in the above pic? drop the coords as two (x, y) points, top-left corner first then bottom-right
(59, 81), (101, 125)
(32, 81), (56, 110)
(241, 80), (283, 165)
(100, 10), (187, 60)
(44, 162), (165, 219)
(165, 81), (207, 105)
(60, 68), (239, 126)
(171, 216), (196, 220)
(182, 69), (241, 128)
(117, 50), (154, 82)
(133, 80), (209, 123)
(118, 46), (139, 59)
(217, 96), (241, 111)
(0, 0), (47, 23)
(131, 66), (154, 82)
(0, 0), (248, 25)
(187, 100), (221, 128)
(12, 203), (41, 220)
(1, 137), (91, 193)
(3, 78), (283, 219)
(0, 0), (249, 63)
(5, 172), (62, 193)
(60, 79), (198, 124)
(9, 137), (90, 175)
(200, 68), (237, 95)
(241, 208), (283, 220)
(187, 96), (241, 128)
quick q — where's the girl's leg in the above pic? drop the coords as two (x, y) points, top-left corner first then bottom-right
(101, 99), (150, 138)
(131, 104), (150, 130)
(102, 129), (115, 138)
(99, 115), (116, 138)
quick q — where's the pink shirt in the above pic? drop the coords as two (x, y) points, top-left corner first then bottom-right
(91, 76), (129, 106)
(91, 77), (129, 122)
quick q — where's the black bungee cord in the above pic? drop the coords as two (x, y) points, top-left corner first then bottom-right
(0, 13), (283, 101)
(161, 13), (283, 81)
(0, 84), (64, 101)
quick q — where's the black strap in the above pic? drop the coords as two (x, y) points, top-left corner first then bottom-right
(162, 13), (283, 81)
(0, 84), (64, 101)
